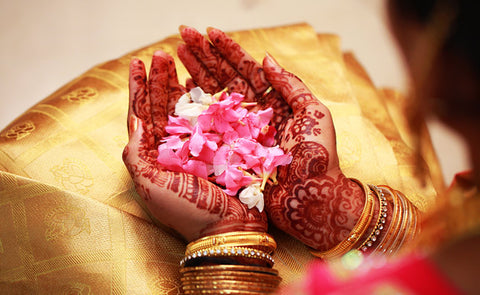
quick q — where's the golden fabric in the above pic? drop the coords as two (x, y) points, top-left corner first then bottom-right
(0, 23), (444, 293)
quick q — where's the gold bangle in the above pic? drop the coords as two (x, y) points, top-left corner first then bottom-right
(374, 186), (418, 256)
(373, 186), (401, 254)
(186, 231), (277, 256)
(180, 265), (281, 294)
(387, 190), (409, 255)
(389, 191), (420, 255)
(358, 185), (388, 252)
(180, 264), (279, 276)
(180, 246), (274, 267)
(310, 179), (375, 259)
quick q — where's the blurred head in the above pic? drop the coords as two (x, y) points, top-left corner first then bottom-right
(387, 0), (480, 179)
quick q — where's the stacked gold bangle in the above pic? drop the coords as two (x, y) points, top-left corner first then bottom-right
(179, 231), (281, 293)
(181, 265), (281, 294)
(373, 186), (420, 256)
(309, 180), (420, 260)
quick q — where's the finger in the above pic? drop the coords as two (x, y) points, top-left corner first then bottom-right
(129, 58), (152, 136)
(128, 114), (139, 141)
(148, 51), (170, 143)
(262, 90), (292, 130)
(177, 43), (221, 95)
(207, 27), (270, 94)
(124, 116), (158, 166)
(263, 53), (321, 113)
(180, 26), (255, 100)
(165, 53), (186, 115)
(185, 78), (197, 92)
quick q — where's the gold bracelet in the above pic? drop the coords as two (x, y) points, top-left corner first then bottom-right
(358, 185), (388, 252)
(180, 246), (274, 267)
(373, 186), (401, 254)
(180, 265), (281, 294)
(310, 179), (375, 259)
(373, 186), (419, 256)
(385, 190), (411, 256)
(186, 231), (277, 256)
(389, 191), (420, 255)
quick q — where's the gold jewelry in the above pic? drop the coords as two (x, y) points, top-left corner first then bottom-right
(180, 264), (281, 294)
(358, 185), (388, 252)
(310, 179), (375, 259)
(372, 186), (420, 256)
(185, 231), (277, 256)
(180, 264), (279, 275)
(259, 86), (274, 104)
(388, 190), (410, 255)
(389, 190), (420, 255)
(374, 185), (402, 254)
(180, 246), (274, 267)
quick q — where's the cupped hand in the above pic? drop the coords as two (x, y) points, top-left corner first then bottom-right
(177, 26), (366, 251)
(122, 51), (267, 242)
(262, 55), (366, 251)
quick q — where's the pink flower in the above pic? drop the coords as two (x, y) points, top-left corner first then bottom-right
(182, 158), (210, 180)
(157, 143), (184, 173)
(157, 88), (292, 206)
(165, 116), (194, 135)
(189, 125), (218, 158)
(197, 93), (247, 133)
(157, 139), (213, 179)
(261, 145), (293, 174)
(243, 108), (274, 138)
(215, 165), (254, 196)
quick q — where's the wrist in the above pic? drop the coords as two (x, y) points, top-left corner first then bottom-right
(309, 181), (420, 259)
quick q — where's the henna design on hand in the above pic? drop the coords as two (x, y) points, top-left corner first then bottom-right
(207, 28), (270, 94)
(267, 169), (364, 250)
(177, 44), (221, 95)
(124, 50), (268, 242)
(262, 54), (366, 250)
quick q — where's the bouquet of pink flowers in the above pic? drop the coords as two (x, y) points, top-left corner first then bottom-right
(157, 87), (292, 212)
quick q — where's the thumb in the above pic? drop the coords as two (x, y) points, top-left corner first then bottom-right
(263, 53), (320, 113)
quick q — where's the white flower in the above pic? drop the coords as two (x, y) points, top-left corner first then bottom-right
(239, 182), (264, 212)
(175, 87), (214, 125)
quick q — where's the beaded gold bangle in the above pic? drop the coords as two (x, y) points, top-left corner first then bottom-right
(310, 179), (375, 259)
(358, 185), (388, 252)
(186, 231), (277, 256)
(180, 246), (274, 267)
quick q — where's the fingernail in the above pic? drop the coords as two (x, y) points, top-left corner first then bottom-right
(178, 25), (188, 34)
(206, 26), (215, 34)
(129, 114), (139, 135)
(265, 52), (280, 66)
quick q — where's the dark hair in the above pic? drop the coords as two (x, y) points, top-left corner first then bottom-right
(390, 0), (480, 75)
